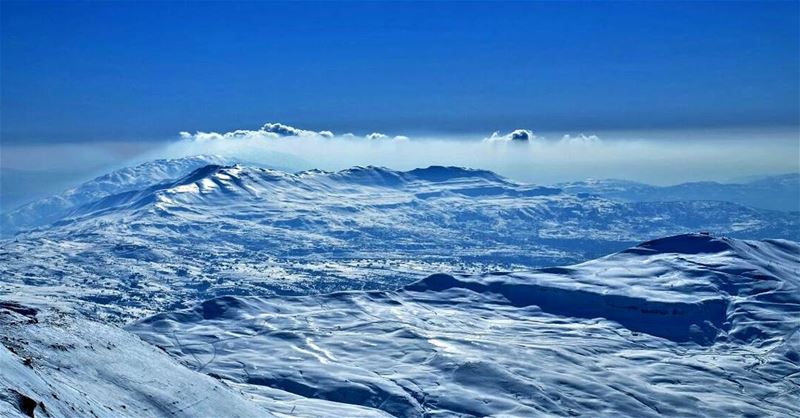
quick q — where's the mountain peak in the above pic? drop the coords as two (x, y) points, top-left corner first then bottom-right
(404, 166), (506, 183)
(0, 155), (239, 237)
(625, 233), (733, 255)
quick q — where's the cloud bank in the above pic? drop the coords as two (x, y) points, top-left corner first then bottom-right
(153, 122), (799, 186)
(4, 123), (795, 211)
(179, 122), (336, 142)
(179, 123), (411, 143)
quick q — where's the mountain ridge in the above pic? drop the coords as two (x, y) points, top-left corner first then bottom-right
(2, 161), (797, 322)
(558, 173), (800, 211)
(4, 156), (797, 237)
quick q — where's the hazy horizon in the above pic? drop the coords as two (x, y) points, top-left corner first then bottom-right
(2, 123), (798, 210)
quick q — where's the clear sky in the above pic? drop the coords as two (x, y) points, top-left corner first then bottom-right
(2, 1), (798, 144)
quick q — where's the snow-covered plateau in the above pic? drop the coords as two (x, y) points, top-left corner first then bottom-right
(0, 156), (798, 417)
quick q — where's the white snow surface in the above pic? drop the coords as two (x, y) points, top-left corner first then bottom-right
(129, 234), (800, 417)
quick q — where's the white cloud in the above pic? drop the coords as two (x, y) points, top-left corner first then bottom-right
(261, 122), (331, 138)
(366, 132), (389, 140)
(180, 122), (340, 142)
(484, 129), (537, 143)
(180, 123), (409, 142)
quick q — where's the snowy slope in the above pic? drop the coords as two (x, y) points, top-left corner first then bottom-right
(1, 164), (797, 322)
(558, 173), (800, 211)
(0, 300), (392, 418)
(130, 234), (800, 417)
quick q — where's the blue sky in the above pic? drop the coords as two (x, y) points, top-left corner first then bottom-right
(2, 1), (798, 144)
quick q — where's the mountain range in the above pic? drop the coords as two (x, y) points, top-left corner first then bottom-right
(1, 157), (797, 321)
(1, 156), (798, 417)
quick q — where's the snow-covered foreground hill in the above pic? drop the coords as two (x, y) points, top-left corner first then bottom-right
(3, 234), (798, 417)
(1, 161), (797, 321)
(0, 302), (390, 417)
(119, 234), (796, 417)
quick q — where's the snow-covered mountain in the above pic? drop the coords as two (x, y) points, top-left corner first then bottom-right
(2, 163), (797, 321)
(118, 234), (796, 417)
(558, 173), (800, 212)
(0, 155), (235, 237)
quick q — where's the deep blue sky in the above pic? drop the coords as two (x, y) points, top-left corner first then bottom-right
(2, 1), (798, 144)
